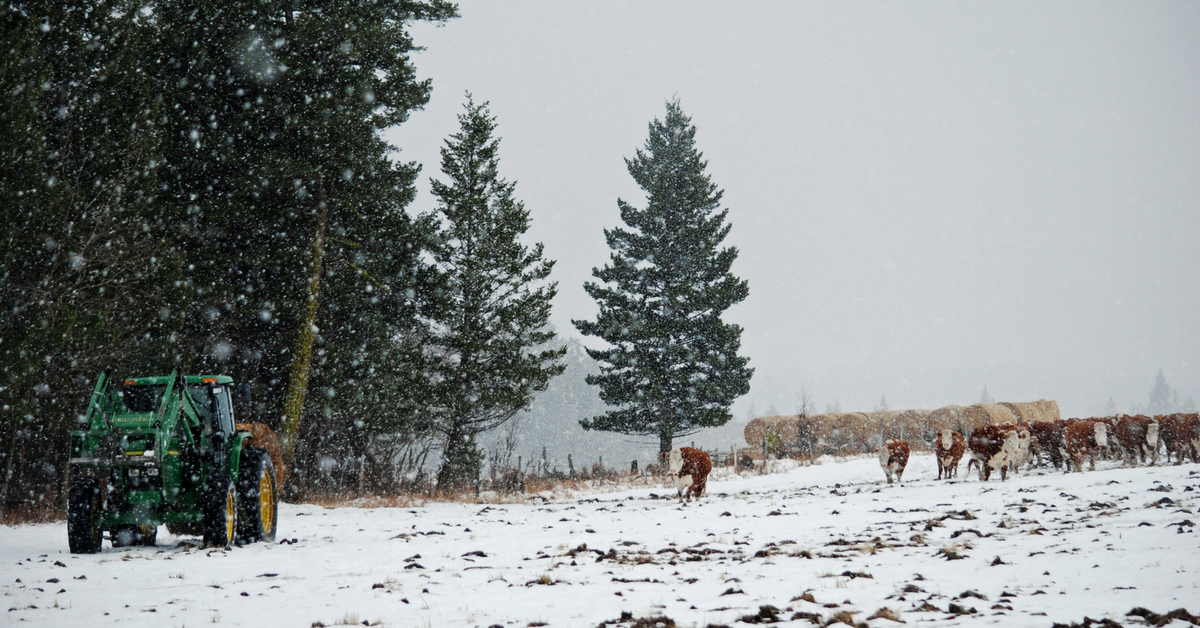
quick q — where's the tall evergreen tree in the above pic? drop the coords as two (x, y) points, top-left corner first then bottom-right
(1147, 369), (1175, 415)
(428, 96), (565, 491)
(144, 0), (456, 474)
(573, 99), (752, 457)
(0, 1), (186, 517)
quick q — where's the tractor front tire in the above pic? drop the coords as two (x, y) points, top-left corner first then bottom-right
(68, 477), (102, 554)
(202, 476), (237, 548)
(236, 449), (278, 543)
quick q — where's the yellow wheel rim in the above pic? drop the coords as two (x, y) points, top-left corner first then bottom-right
(259, 469), (274, 531)
(224, 489), (235, 541)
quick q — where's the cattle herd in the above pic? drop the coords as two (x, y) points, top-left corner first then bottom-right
(881, 412), (1200, 483)
(666, 412), (1197, 502)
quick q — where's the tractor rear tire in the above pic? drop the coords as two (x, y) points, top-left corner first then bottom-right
(68, 477), (102, 554)
(202, 476), (237, 548)
(236, 449), (278, 543)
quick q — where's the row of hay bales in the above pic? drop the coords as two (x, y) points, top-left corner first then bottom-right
(743, 400), (1059, 456)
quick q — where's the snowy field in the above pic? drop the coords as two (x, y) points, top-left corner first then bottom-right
(3, 455), (1199, 628)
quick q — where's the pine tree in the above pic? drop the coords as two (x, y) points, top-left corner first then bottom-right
(0, 1), (187, 516)
(979, 386), (994, 404)
(574, 100), (752, 457)
(144, 0), (456, 475)
(428, 96), (565, 491)
(1147, 369), (1174, 415)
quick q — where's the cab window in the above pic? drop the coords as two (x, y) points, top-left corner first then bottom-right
(119, 385), (166, 413)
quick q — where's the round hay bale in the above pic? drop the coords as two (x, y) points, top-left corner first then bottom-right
(1000, 400), (1060, 424)
(744, 417), (768, 447)
(745, 415), (800, 447)
(866, 410), (901, 441)
(964, 403), (1018, 427)
(763, 415), (800, 443)
(929, 405), (968, 433)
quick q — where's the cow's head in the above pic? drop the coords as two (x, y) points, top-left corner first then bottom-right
(1145, 421), (1159, 447)
(940, 429), (953, 451)
(1016, 429), (1031, 454)
(1093, 421), (1108, 448)
(668, 448), (684, 474)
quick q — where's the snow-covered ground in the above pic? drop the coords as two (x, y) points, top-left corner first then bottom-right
(3, 455), (1198, 628)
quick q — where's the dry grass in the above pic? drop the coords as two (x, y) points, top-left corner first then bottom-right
(1, 502), (63, 525)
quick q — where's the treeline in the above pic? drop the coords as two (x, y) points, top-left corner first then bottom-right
(0, 0), (573, 518)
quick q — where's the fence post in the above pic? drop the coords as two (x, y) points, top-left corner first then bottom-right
(542, 446), (548, 477)
(631, 460), (638, 475)
(568, 454), (574, 478)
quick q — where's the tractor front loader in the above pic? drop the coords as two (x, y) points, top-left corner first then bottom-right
(68, 369), (282, 552)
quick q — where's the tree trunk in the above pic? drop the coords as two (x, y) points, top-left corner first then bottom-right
(658, 424), (673, 469)
(280, 196), (328, 471)
(436, 426), (463, 492)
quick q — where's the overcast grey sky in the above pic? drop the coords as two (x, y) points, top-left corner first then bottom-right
(386, 1), (1200, 420)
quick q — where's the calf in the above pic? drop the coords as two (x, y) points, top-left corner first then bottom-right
(966, 425), (1023, 481)
(668, 447), (712, 504)
(1113, 414), (1159, 466)
(934, 429), (966, 480)
(1064, 419), (1108, 472)
(878, 439), (910, 483)
(1160, 413), (1200, 465)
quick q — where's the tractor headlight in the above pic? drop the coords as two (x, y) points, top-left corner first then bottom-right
(129, 468), (140, 478)
(146, 467), (159, 477)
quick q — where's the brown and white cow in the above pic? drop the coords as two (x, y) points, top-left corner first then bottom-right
(934, 429), (966, 480)
(1006, 425), (1032, 475)
(1026, 420), (1067, 469)
(966, 425), (1023, 481)
(1159, 413), (1200, 465)
(668, 447), (712, 504)
(1113, 414), (1159, 466)
(1097, 416), (1121, 461)
(1185, 414), (1200, 463)
(1064, 418), (1108, 472)
(878, 439), (910, 484)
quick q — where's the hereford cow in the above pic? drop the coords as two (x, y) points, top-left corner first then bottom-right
(1159, 413), (1200, 465)
(1064, 418), (1108, 472)
(1113, 414), (1159, 466)
(1098, 416), (1121, 461)
(878, 439), (910, 484)
(1026, 420), (1066, 469)
(1186, 414), (1200, 463)
(934, 429), (966, 480)
(966, 425), (1023, 481)
(668, 447), (712, 504)
(1006, 425), (1032, 475)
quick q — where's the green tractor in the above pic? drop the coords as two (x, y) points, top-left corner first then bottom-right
(68, 369), (282, 552)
